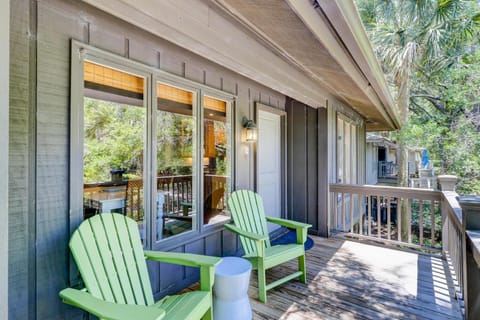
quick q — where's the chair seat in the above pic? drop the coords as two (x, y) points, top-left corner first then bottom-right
(155, 291), (211, 320)
(245, 244), (305, 269)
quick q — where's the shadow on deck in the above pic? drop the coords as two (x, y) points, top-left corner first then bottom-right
(250, 236), (462, 320)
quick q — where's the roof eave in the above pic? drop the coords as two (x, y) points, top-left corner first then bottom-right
(287, 0), (401, 131)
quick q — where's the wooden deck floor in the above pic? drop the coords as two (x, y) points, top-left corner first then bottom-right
(249, 237), (462, 320)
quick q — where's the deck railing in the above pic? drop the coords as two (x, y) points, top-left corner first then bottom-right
(330, 184), (443, 251)
(157, 174), (227, 213)
(329, 182), (468, 317)
(441, 191), (466, 314)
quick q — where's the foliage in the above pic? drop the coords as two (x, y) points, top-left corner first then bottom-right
(83, 98), (145, 183)
(83, 98), (228, 183)
(357, 0), (480, 194)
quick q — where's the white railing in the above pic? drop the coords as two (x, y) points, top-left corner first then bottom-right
(442, 191), (466, 316)
(329, 183), (467, 317)
(330, 184), (442, 251)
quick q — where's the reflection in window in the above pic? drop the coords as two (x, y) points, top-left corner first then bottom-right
(156, 83), (196, 240)
(76, 58), (234, 245)
(82, 61), (146, 242)
(203, 96), (231, 225)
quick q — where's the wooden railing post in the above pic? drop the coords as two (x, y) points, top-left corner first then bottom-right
(459, 196), (480, 320)
(439, 175), (458, 256)
(438, 175), (457, 192)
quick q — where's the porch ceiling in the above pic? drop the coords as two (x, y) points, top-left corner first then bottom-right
(212, 0), (400, 131)
(81, 0), (400, 131)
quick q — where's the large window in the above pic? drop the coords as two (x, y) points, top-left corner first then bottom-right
(71, 42), (234, 247)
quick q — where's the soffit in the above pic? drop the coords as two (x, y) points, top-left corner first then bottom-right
(214, 0), (399, 130)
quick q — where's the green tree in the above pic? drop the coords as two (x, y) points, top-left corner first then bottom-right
(356, 0), (480, 241)
(83, 98), (146, 182)
(358, 0), (478, 187)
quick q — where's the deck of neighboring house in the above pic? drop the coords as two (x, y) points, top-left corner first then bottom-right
(249, 236), (462, 320)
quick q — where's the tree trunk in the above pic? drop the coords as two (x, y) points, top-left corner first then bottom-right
(397, 76), (410, 242)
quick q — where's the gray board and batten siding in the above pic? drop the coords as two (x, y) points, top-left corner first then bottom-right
(9, 0), (287, 318)
(8, 0), (367, 319)
(1, 0), (9, 318)
(286, 99), (367, 238)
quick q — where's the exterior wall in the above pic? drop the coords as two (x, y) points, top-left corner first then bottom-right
(1, 0), (10, 318)
(9, 1), (36, 319)
(8, 0), (374, 318)
(387, 147), (398, 164)
(285, 98), (339, 238)
(366, 143), (378, 185)
(9, 0), (287, 318)
(286, 99), (320, 234)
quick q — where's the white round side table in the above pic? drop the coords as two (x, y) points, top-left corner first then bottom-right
(213, 256), (252, 320)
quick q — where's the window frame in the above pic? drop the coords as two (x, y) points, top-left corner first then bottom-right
(70, 41), (236, 253)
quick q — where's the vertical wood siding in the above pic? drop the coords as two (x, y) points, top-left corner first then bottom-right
(8, 0), (369, 318)
(11, 0), (286, 318)
(9, 0), (36, 319)
(1, 0), (9, 318)
(286, 99), (321, 234)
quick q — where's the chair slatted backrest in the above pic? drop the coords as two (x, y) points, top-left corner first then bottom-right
(69, 213), (154, 306)
(228, 190), (271, 256)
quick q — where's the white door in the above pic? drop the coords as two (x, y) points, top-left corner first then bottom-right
(257, 110), (282, 232)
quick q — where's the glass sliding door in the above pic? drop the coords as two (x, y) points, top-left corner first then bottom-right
(82, 61), (146, 242)
(155, 82), (197, 240)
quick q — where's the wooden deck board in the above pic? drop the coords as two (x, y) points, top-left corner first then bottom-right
(248, 237), (462, 320)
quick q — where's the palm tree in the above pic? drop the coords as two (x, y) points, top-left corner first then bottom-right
(356, 0), (479, 240)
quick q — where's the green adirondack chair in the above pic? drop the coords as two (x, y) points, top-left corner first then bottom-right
(225, 190), (312, 303)
(59, 213), (221, 320)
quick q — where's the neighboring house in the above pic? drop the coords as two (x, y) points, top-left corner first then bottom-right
(366, 133), (398, 185)
(3, 0), (401, 318)
(366, 134), (437, 188)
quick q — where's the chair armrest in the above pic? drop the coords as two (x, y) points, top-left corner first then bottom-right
(144, 251), (221, 268)
(266, 217), (311, 245)
(224, 224), (269, 242)
(59, 288), (166, 320)
(265, 217), (312, 230)
(224, 223), (267, 257)
(144, 251), (221, 292)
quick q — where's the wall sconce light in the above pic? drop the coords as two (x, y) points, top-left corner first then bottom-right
(242, 116), (257, 143)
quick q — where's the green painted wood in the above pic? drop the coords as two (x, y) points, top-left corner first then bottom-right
(89, 216), (130, 304)
(96, 215), (137, 304)
(61, 213), (219, 319)
(110, 216), (150, 305)
(59, 288), (165, 320)
(265, 271), (304, 291)
(228, 190), (270, 256)
(227, 190), (312, 303)
(155, 291), (211, 320)
(72, 220), (114, 301)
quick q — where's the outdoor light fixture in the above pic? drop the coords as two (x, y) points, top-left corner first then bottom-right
(242, 116), (257, 142)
